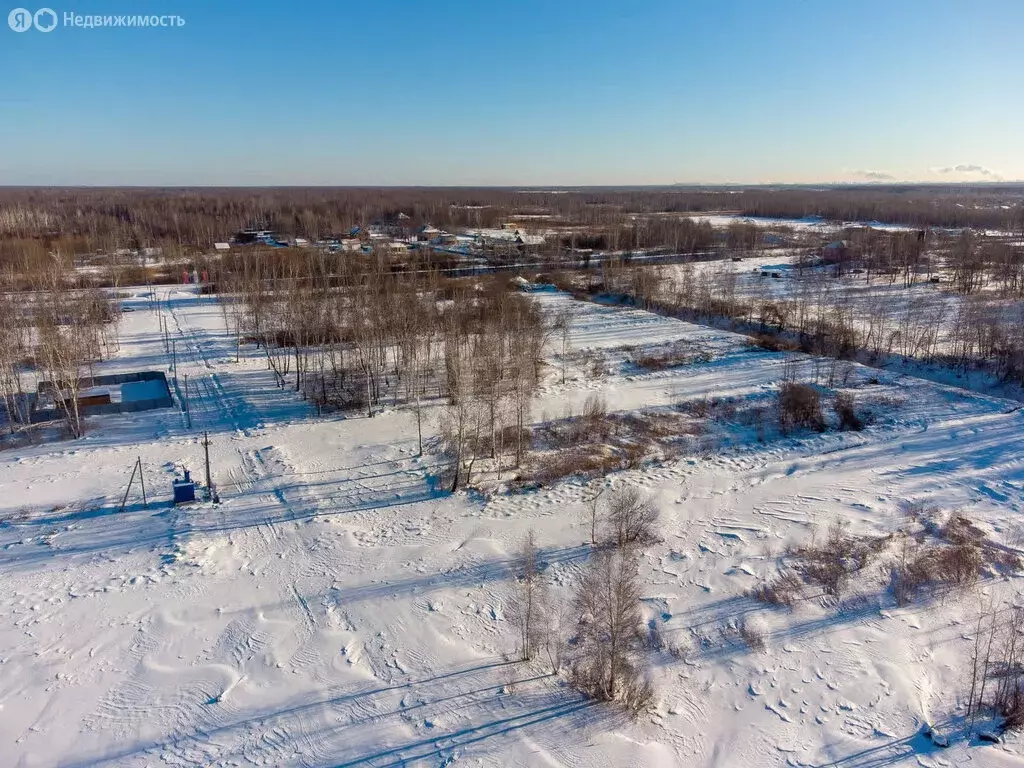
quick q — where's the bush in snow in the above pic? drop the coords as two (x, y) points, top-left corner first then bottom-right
(778, 382), (825, 434)
(750, 523), (889, 604)
(833, 392), (864, 431)
(749, 570), (804, 607)
(606, 486), (660, 549)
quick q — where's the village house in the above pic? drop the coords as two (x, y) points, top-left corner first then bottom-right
(417, 224), (442, 242)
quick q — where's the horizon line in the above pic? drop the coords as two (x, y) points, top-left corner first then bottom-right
(1, 181), (1023, 190)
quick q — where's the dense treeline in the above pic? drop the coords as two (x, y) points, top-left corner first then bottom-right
(1, 186), (1021, 255)
(738, 185), (1024, 232)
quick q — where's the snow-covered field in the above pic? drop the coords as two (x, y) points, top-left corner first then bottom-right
(654, 255), (1024, 398)
(2, 286), (1023, 767)
(670, 253), (963, 341)
(688, 214), (925, 234)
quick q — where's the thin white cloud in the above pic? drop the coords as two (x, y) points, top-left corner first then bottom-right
(851, 169), (896, 181)
(932, 164), (1003, 179)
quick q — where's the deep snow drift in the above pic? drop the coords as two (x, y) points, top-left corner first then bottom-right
(1, 286), (1022, 767)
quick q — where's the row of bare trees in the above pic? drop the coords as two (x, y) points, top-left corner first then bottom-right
(508, 487), (659, 712)
(589, 250), (1024, 384)
(815, 228), (1024, 295)
(0, 265), (117, 438)
(222, 249), (553, 481)
(967, 599), (1024, 734)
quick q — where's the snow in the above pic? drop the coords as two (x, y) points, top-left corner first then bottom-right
(691, 214), (936, 234)
(466, 227), (546, 245)
(2, 285), (1023, 766)
(653, 255), (1024, 400)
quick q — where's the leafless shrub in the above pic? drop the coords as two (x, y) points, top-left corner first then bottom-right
(799, 522), (883, 598)
(764, 522), (888, 601)
(581, 392), (608, 422)
(891, 539), (940, 606)
(749, 569), (803, 606)
(614, 411), (689, 441)
(933, 512), (1021, 573)
(902, 500), (942, 535)
(1005, 701), (1024, 732)
(530, 447), (622, 486)
(607, 486), (659, 548)
(620, 676), (655, 717)
(894, 542), (1001, 605)
(619, 441), (648, 471)
(739, 620), (766, 652)
(525, 408), (696, 487)
(677, 396), (746, 426)
(564, 394), (613, 445)
(633, 340), (713, 371)
(938, 543), (984, 585)
(713, 398), (739, 420)
(834, 392), (864, 431)
(995, 548), (1024, 573)
(802, 556), (849, 598)
(500, 663), (520, 695)
(941, 515), (987, 546)
(574, 349), (607, 379)
(778, 382), (825, 434)
(499, 424), (533, 454)
(750, 404), (769, 441)
(748, 333), (801, 352)
(684, 396), (710, 418)
(891, 510), (1021, 605)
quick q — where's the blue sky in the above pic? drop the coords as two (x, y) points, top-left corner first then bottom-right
(1, 0), (1021, 185)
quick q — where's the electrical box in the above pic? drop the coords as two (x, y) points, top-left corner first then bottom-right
(173, 469), (196, 504)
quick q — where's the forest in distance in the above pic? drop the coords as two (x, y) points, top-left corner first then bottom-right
(1, 184), (1023, 254)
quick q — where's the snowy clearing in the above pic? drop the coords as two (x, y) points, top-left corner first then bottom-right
(2, 285), (1023, 767)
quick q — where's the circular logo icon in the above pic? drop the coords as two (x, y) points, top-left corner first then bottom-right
(8, 7), (33, 31)
(34, 7), (57, 31)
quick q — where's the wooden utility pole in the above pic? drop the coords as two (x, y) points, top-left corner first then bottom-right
(183, 373), (192, 429)
(202, 430), (212, 496)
